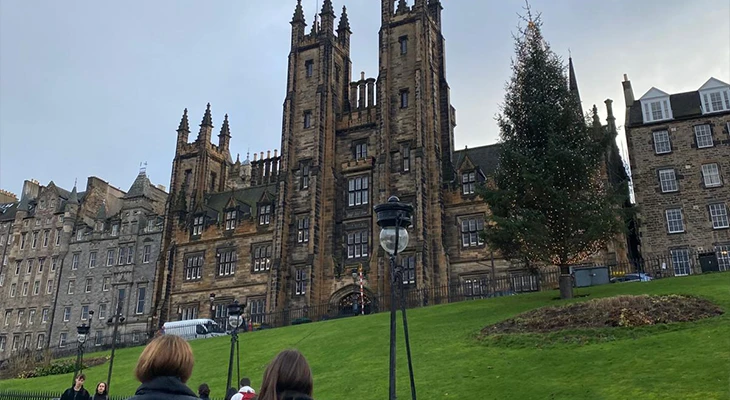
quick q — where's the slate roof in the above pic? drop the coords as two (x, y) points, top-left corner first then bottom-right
(627, 91), (709, 127)
(0, 202), (18, 222)
(453, 143), (502, 177)
(202, 183), (277, 218)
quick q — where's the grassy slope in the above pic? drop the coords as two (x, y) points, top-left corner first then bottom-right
(2, 273), (728, 400)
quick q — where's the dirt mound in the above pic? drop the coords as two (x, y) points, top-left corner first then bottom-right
(481, 294), (723, 335)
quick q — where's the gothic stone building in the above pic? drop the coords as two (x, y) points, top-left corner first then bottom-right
(623, 76), (730, 274)
(155, 0), (631, 326)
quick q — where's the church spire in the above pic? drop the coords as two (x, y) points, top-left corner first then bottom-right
(337, 5), (350, 33)
(568, 56), (581, 107)
(292, 0), (305, 24)
(200, 103), (213, 128)
(178, 108), (190, 132)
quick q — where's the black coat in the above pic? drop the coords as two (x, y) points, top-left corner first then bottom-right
(60, 387), (91, 400)
(126, 376), (200, 400)
(279, 392), (313, 400)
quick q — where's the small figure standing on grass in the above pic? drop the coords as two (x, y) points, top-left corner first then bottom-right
(60, 374), (91, 400)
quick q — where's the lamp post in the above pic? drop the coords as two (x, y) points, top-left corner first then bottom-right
(209, 293), (216, 320)
(225, 300), (244, 394)
(106, 304), (125, 392)
(375, 195), (416, 400)
(73, 322), (91, 386)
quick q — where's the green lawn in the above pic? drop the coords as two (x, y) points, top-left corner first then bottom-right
(3, 273), (729, 399)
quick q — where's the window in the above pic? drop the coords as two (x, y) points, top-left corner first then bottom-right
(118, 288), (126, 311)
(94, 331), (103, 346)
(17, 310), (24, 325)
(181, 305), (198, 320)
(0, 336), (5, 352)
(694, 124), (714, 148)
(670, 249), (692, 276)
(126, 245), (134, 264)
(210, 171), (217, 193)
(461, 217), (485, 247)
(300, 163), (310, 189)
(400, 89), (409, 108)
(22, 282), (29, 296)
(253, 244), (272, 272)
(51, 257), (58, 271)
(136, 287), (146, 314)
(72, 253), (79, 270)
(4, 311), (10, 326)
(107, 249), (115, 266)
(653, 130), (671, 154)
(46, 279), (53, 294)
(217, 249), (236, 276)
(28, 309), (35, 325)
(347, 231), (369, 259)
(665, 209), (684, 233)
(184, 169), (193, 187)
(32, 281), (40, 296)
(402, 146), (411, 172)
(403, 255), (416, 285)
(184, 254), (204, 281)
(26, 259), (32, 274)
(463, 277), (488, 297)
(41, 308), (49, 323)
(143, 245), (151, 263)
(14, 261), (20, 275)
(225, 210), (237, 230)
(118, 247), (127, 265)
(85, 278), (92, 293)
(23, 334), (30, 350)
(658, 169), (678, 193)
(702, 90), (730, 113)
(709, 203), (729, 229)
(304, 111), (312, 129)
(642, 99), (672, 122)
(702, 163), (722, 187)
(12, 335), (19, 351)
(259, 205), (272, 225)
(98, 304), (107, 319)
(42, 230), (49, 247)
(399, 35), (408, 55)
(0, 273), (3, 286)
(297, 216), (310, 243)
(67, 280), (75, 294)
(38, 258), (44, 273)
(716, 245), (730, 271)
(59, 333), (67, 348)
(462, 171), (476, 194)
(355, 142), (368, 159)
(348, 176), (369, 206)
(214, 304), (228, 320)
(31, 231), (38, 248)
(295, 268), (307, 295)
(55, 229), (61, 246)
(20, 233), (26, 249)
(76, 229), (83, 241)
(89, 252), (97, 268)
(249, 298), (266, 324)
(63, 307), (71, 322)
(111, 224), (119, 236)
(81, 305), (89, 320)
(103, 277), (110, 291)
(10, 283), (16, 297)
(192, 216), (204, 236)
(305, 59), (313, 78)
(34, 334), (44, 349)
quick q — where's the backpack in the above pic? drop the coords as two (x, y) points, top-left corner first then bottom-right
(239, 391), (256, 400)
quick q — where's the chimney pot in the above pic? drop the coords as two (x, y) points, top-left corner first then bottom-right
(623, 74), (628, 81)
(267, 150), (271, 159)
(274, 149), (278, 157)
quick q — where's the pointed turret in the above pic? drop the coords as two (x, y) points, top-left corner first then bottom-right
(200, 103), (213, 128)
(291, 0), (306, 46)
(605, 99), (617, 135)
(310, 14), (319, 36)
(197, 103), (214, 144)
(68, 184), (78, 204)
(218, 113), (231, 152)
(568, 57), (582, 107)
(320, 0), (335, 35)
(337, 5), (351, 45)
(292, 0), (305, 24)
(177, 108), (190, 148)
(397, 0), (409, 14)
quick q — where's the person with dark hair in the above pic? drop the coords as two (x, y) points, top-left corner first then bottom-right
(257, 349), (314, 400)
(126, 335), (199, 400)
(198, 383), (211, 400)
(60, 374), (91, 400)
(230, 377), (256, 400)
(92, 382), (108, 400)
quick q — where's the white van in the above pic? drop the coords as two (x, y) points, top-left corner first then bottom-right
(162, 318), (226, 341)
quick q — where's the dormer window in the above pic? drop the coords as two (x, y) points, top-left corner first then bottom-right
(699, 78), (730, 114)
(224, 210), (237, 231)
(639, 88), (673, 123)
(462, 171), (476, 195)
(258, 204), (272, 225)
(111, 224), (119, 236)
(192, 215), (204, 236)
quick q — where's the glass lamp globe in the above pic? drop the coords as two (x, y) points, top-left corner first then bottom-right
(379, 226), (409, 255)
(228, 315), (241, 329)
(77, 334), (87, 344)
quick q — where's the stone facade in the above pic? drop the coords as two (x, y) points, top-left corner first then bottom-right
(623, 76), (730, 274)
(155, 0), (635, 327)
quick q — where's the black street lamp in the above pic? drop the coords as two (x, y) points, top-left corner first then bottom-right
(106, 304), (125, 392)
(209, 293), (216, 320)
(375, 195), (416, 400)
(73, 321), (91, 386)
(225, 300), (245, 394)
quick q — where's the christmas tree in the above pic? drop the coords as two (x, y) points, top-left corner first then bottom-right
(480, 11), (628, 299)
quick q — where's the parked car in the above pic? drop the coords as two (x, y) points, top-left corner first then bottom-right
(161, 318), (227, 341)
(610, 273), (653, 283)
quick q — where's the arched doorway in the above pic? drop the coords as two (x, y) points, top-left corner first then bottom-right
(331, 285), (377, 316)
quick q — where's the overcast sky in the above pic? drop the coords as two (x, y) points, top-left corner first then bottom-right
(1, 0), (728, 197)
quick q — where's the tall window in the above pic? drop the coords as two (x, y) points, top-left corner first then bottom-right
(253, 244), (272, 272)
(461, 217), (485, 247)
(303, 111), (312, 129)
(76, 229), (83, 241)
(94, 331), (103, 346)
(348, 176), (369, 206)
(192, 216), (204, 236)
(136, 287), (146, 314)
(31, 231), (38, 248)
(0, 337), (5, 352)
(143, 245), (151, 263)
(403, 255), (416, 285)
(126, 245), (134, 264)
(210, 172), (217, 192)
(28, 309), (35, 325)
(111, 224), (119, 236)
(653, 130), (671, 154)
(259, 204), (272, 225)
(716, 245), (730, 271)
(85, 278), (92, 293)
(665, 208), (684, 233)
(225, 210), (237, 230)
(17, 310), (24, 325)
(36, 334), (45, 349)
(9, 283), (16, 297)
(32, 281), (40, 296)
(694, 124), (714, 148)
(42, 308), (49, 323)
(181, 306), (198, 321)
(81, 306), (89, 321)
(118, 288), (126, 311)
(295, 268), (307, 295)
(46, 279), (53, 294)
(701, 163), (722, 187)
(89, 252), (97, 268)
(4, 311), (11, 325)
(98, 304), (107, 319)
(37, 258), (44, 273)
(217, 249), (236, 277)
(63, 307), (71, 322)
(658, 169), (678, 193)
(22, 282), (28, 296)
(107, 250), (115, 266)
(709, 203), (729, 229)
(42, 230), (49, 247)
(355, 142), (368, 159)
(184, 254), (204, 281)
(26, 260), (32, 274)
(67, 280), (75, 294)
(402, 146), (411, 172)
(249, 298), (266, 324)
(300, 163), (310, 189)
(71, 253), (79, 270)
(14, 261), (20, 275)
(400, 89), (409, 108)
(118, 247), (127, 265)
(462, 171), (476, 194)
(55, 229), (61, 246)
(399, 35), (408, 55)
(670, 249), (692, 276)
(297, 216), (310, 243)
(305, 59), (313, 78)
(51, 257), (58, 271)
(102, 277), (110, 291)
(347, 231), (369, 259)
(20, 233), (26, 249)
(59, 333), (67, 348)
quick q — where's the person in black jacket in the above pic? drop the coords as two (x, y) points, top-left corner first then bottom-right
(125, 335), (200, 400)
(60, 374), (91, 400)
(91, 382), (108, 400)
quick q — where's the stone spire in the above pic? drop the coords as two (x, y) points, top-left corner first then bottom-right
(292, 0), (305, 24)
(337, 5), (350, 33)
(568, 57), (581, 107)
(397, 0), (409, 14)
(321, 0), (334, 15)
(200, 103), (213, 128)
(178, 108), (190, 132)
(219, 114), (231, 137)
(68, 183), (78, 204)
(218, 113), (231, 153)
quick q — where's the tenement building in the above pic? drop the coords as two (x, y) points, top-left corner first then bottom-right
(623, 76), (730, 274)
(154, 0), (632, 326)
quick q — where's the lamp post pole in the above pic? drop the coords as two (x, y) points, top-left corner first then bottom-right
(359, 264), (365, 315)
(209, 293), (216, 320)
(107, 303), (125, 391)
(73, 321), (91, 386)
(225, 300), (244, 394)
